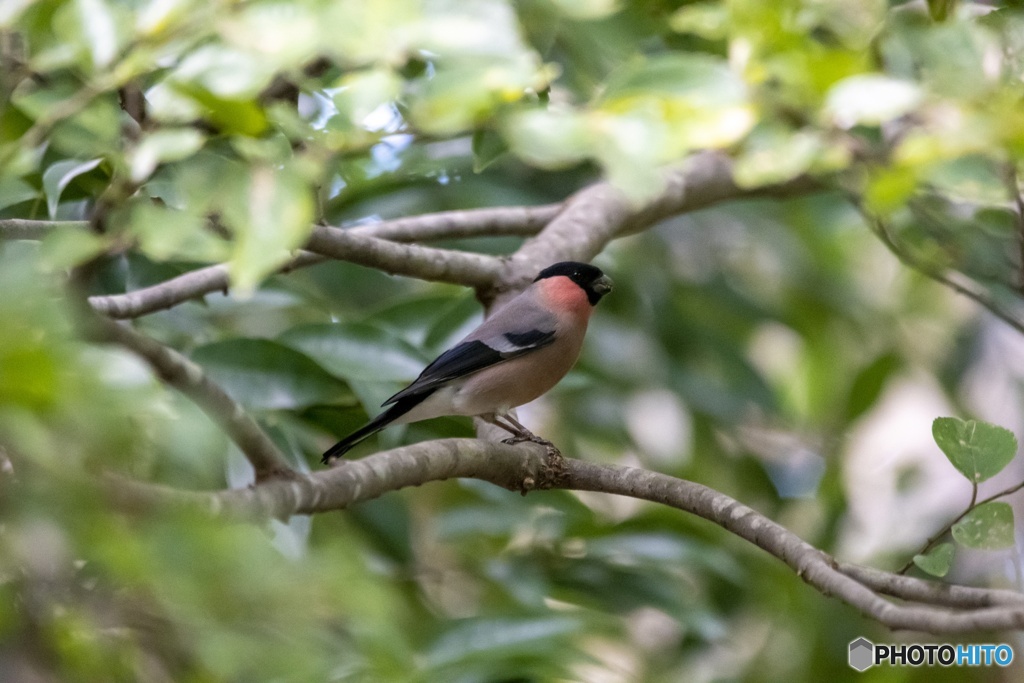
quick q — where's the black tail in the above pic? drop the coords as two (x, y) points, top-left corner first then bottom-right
(321, 394), (429, 463)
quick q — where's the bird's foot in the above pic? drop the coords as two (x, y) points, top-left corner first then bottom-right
(506, 433), (567, 494)
(501, 430), (554, 449)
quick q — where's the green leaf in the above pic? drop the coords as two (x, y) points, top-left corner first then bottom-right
(129, 129), (205, 183)
(600, 53), (745, 106)
(173, 45), (275, 100)
(927, 0), (957, 21)
(932, 417), (1018, 483)
(225, 164), (314, 295)
(669, 2), (728, 40)
(0, 178), (39, 212)
(425, 617), (581, 669)
(825, 75), (922, 129)
(734, 125), (827, 188)
(912, 542), (954, 577)
(278, 322), (428, 382)
(38, 225), (108, 270)
(472, 128), (509, 173)
(844, 352), (900, 423)
(332, 68), (401, 127)
(74, 0), (119, 69)
(951, 502), (1015, 549)
(502, 108), (591, 170)
(126, 202), (227, 263)
(191, 338), (351, 411)
(42, 158), (103, 218)
(548, 0), (620, 20)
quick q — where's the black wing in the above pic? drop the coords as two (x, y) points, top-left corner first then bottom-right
(383, 329), (555, 406)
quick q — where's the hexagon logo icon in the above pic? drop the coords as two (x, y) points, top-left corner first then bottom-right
(849, 637), (874, 672)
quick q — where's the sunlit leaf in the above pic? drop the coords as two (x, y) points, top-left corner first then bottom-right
(42, 158), (103, 218)
(548, 0), (620, 20)
(75, 0), (119, 69)
(173, 45), (276, 99)
(129, 129), (205, 183)
(332, 68), (402, 128)
(952, 502), (1015, 549)
(734, 125), (826, 188)
(912, 542), (954, 577)
(669, 3), (728, 40)
(932, 417), (1017, 483)
(225, 164), (314, 295)
(825, 75), (922, 129)
(502, 108), (590, 169)
(600, 54), (745, 107)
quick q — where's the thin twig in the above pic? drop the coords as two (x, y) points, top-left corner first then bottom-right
(864, 211), (1024, 336)
(838, 562), (1024, 608)
(898, 478), (1024, 574)
(85, 313), (294, 481)
(0, 219), (88, 240)
(1003, 163), (1024, 294)
(87, 205), (559, 319)
(302, 225), (502, 287)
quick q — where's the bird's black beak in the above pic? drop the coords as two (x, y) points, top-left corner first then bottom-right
(592, 274), (613, 295)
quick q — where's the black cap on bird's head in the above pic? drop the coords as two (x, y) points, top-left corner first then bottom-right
(535, 261), (613, 305)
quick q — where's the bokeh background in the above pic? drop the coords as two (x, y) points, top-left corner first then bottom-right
(4, 0), (1024, 680)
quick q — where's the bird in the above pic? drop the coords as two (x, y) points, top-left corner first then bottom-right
(321, 261), (613, 463)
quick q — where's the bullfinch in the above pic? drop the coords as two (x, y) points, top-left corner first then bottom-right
(322, 261), (613, 462)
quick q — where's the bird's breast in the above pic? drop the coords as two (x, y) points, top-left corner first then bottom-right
(452, 328), (586, 415)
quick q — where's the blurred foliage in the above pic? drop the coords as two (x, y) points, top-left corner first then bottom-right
(4, 0), (1024, 680)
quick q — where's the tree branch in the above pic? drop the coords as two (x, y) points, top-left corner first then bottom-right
(86, 314), (294, 481)
(87, 205), (559, 319)
(898, 477), (1024, 575)
(89, 253), (325, 319)
(0, 219), (87, 240)
(302, 225), (502, 288)
(838, 563), (1024, 609)
(503, 151), (817, 293)
(351, 204), (559, 242)
(86, 154), (817, 318)
(104, 439), (1024, 634)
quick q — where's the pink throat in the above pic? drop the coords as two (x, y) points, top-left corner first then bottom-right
(540, 276), (592, 320)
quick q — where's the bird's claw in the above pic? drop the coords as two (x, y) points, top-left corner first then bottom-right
(504, 433), (567, 494)
(502, 432), (554, 448)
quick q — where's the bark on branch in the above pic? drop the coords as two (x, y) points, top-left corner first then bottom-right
(86, 205), (558, 319)
(106, 439), (1024, 634)
(498, 151), (818, 299)
(80, 151), (815, 317)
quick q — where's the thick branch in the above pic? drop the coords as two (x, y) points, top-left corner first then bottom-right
(88, 315), (293, 480)
(303, 225), (502, 287)
(106, 440), (1024, 634)
(501, 151), (816, 297)
(88, 155), (817, 317)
